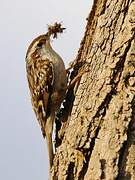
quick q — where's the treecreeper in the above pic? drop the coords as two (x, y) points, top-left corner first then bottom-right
(26, 22), (86, 175)
(26, 23), (67, 171)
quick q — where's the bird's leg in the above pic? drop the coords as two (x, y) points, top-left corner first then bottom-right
(45, 112), (55, 171)
(66, 60), (76, 80)
(67, 70), (87, 90)
(66, 59), (89, 90)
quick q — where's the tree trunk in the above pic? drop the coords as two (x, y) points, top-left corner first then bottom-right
(51, 0), (135, 179)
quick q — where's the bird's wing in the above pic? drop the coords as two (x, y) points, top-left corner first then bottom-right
(26, 57), (54, 136)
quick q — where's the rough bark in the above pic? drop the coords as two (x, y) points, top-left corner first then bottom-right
(51, 0), (135, 179)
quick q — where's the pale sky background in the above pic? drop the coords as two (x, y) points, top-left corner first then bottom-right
(0, 1), (92, 179)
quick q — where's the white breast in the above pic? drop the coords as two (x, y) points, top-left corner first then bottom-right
(41, 43), (67, 91)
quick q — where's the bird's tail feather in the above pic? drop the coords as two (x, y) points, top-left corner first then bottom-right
(45, 112), (55, 169)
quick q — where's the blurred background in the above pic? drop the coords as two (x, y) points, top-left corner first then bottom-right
(0, 0), (92, 179)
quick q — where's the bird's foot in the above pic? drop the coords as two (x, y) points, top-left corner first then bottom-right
(67, 69), (88, 90)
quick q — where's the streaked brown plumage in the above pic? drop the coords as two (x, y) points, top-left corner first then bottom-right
(26, 33), (67, 169)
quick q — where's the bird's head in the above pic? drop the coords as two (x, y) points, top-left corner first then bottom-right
(26, 34), (51, 59)
(26, 22), (65, 59)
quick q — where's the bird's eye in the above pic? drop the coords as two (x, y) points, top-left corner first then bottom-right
(37, 42), (43, 47)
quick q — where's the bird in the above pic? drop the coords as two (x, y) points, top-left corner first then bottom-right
(26, 27), (67, 169)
